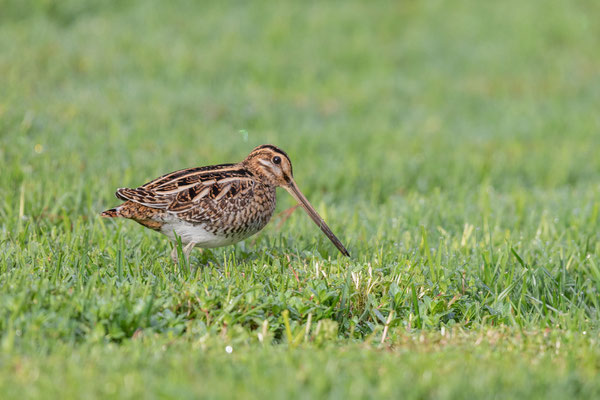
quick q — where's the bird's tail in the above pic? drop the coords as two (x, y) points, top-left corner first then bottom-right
(100, 207), (121, 218)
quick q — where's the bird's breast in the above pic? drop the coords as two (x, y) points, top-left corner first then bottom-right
(162, 184), (277, 247)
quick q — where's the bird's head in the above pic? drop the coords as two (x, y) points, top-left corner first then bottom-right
(243, 144), (349, 257)
(243, 144), (294, 187)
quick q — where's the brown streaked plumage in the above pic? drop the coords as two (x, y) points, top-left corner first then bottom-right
(101, 145), (350, 261)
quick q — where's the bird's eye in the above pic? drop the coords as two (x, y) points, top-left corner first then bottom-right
(272, 156), (281, 164)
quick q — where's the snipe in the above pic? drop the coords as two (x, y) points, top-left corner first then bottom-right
(101, 145), (349, 261)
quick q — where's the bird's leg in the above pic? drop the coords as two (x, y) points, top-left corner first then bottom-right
(170, 242), (196, 265)
(170, 245), (179, 264)
(183, 242), (197, 261)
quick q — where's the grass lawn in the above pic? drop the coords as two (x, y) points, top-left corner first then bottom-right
(1, 0), (599, 398)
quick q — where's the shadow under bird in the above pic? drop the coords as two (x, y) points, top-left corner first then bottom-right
(101, 144), (350, 261)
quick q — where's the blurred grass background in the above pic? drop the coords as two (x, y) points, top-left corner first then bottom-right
(1, 0), (599, 398)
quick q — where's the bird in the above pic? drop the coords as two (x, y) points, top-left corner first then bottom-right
(101, 144), (350, 262)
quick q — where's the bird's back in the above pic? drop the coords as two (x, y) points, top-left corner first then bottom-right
(102, 163), (278, 245)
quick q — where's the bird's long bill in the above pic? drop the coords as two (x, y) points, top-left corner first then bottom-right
(284, 180), (350, 257)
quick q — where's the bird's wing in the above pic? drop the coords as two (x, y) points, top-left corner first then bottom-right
(114, 164), (257, 213)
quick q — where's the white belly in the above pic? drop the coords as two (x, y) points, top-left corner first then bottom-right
(160, 220), (250, 248)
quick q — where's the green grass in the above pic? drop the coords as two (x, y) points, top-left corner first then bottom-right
(1, 0), (600, 398)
